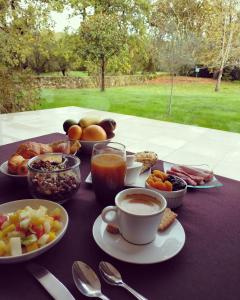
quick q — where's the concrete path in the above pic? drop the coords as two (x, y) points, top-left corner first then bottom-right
(1, 106), (240, 181)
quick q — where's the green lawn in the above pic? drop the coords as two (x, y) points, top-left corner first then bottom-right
(39, 80), (240, 133)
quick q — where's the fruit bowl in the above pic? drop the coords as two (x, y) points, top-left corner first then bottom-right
(145, 175), (187, 209)
(0, 199), (68, 264)
(78, 133), (115, 154)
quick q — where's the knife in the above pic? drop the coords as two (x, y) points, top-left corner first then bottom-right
(27, 263), (75, 300)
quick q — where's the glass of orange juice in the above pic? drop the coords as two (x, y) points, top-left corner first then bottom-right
(91, 142), (127, 205)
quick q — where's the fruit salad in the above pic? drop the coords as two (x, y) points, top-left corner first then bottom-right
(147, 170), (186, 192)
(0, 205), (63, 257)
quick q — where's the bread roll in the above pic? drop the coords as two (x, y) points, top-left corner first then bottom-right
(8, 155), (25, 174)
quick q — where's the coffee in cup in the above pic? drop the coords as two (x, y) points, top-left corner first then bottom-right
(119, 193), (162, 215)
(101, 188), (167, 245)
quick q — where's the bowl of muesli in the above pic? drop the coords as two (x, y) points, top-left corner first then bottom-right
(27, 153), (81, 204)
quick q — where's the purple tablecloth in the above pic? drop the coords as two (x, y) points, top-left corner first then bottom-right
(0, 133), (240, 300)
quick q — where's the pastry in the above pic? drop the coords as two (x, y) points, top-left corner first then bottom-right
(134, 151), (158, 173)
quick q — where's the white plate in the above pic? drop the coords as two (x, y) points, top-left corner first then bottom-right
(92, 215), (185, 264)
(85, 169), (151, 188)
(163, 162), (223, 189)
(0, 199), (68, 264)
(0, 161), (27, 181)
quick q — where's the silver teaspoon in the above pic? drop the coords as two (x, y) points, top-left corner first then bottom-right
(99, 261), (148, 300)
(72, 261), (110, 300)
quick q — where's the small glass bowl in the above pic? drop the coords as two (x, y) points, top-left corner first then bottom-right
(27, 153), (81, 204)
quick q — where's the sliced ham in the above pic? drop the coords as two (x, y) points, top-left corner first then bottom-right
(178, 165), (213, 182)
(166, 170), (198, 186)
(171, 166), (205, 185)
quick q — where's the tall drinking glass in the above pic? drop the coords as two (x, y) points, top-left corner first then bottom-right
(91, 142), (127, 206)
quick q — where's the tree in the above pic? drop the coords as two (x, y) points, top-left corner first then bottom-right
(52, 32), (79, 76)
(73, 0), (149, 91)
(150, 0), (206, 114)
(79, 13), (127, 91)
(208, 0), (240, 92)
(0, 0), (63, 112)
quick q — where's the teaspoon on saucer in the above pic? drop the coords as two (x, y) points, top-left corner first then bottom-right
(99, 261), (148, 300)
(72, 261), (110, 300)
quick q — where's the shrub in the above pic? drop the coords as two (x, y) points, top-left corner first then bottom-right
(0, 68), (40, 113)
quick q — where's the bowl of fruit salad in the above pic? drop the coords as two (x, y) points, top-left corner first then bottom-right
(146, 170), (187, 209)
(0, 199), (68, 263)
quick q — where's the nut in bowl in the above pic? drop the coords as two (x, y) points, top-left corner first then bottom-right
(146, 170), (187, 209)
(27, 153), (81, 204)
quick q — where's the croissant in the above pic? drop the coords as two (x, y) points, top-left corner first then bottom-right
(16, 142), (41, 159)
(39, 143), (53, 154)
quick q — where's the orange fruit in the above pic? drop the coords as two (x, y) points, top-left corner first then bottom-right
(68, 125), (82, 140)
(81, 125), (107, 141)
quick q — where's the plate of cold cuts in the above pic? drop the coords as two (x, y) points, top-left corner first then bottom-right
(163, 162), (223, 189)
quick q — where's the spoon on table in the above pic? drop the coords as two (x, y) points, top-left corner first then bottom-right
(72, 261), (110, 300)
(99, 261), (148, 300)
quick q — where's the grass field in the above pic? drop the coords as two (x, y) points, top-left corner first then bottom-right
(39, 78), (240, 133)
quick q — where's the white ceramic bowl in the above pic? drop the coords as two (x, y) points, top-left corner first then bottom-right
(79, 133), (115, 154)
(0, 199), (68, 264)
(0, 161), (27, 183)
(145, 176), (187, 209)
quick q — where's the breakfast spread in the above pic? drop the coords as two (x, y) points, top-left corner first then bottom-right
(0, 205), (63, 257)
(7, 140), (80, 175)
(146, 170), (186, 192)
(134, 151), (158, 173)
(63, 116), (117, 141)
(166, 165), (213, 186)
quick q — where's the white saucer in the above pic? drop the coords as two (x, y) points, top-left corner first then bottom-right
(92, 215), (185, 264)
(85, 168), (151, 188)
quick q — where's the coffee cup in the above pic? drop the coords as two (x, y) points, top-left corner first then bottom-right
(101, 188), (167, 245)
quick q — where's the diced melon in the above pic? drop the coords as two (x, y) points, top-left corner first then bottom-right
(10, 237), (22, 256)
(38, 234), (49, 246)
(52, 220), (62, 232)
(49, 208), (61, 220)
(9, 214), (19, 225)
(44, 221), (51, 233)
(0, 240), (7, 256)
(21, 234), (37, 246)
(1, 224), (16, 237)
(20, 218), (30, 229)
(26, 242), (39, 252)
(48, 232), (56, 242)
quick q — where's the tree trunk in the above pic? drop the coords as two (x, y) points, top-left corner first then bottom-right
(167, 73), (174, 116)
(215, 68), (223, 92)
(61, 69), (66, 76)
(100, 56), (105, 92)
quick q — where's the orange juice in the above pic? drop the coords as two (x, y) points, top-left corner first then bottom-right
(91, 153), (126, 205)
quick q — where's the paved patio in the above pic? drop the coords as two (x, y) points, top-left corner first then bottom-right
(1, 106), (240, 181)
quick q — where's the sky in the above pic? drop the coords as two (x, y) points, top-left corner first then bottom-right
(50, 10), (80, 32)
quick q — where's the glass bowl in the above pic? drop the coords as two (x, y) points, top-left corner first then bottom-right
(27, 153), (81, 204)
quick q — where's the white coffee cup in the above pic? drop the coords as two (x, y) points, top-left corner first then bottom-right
(101, 188), (167, 245)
